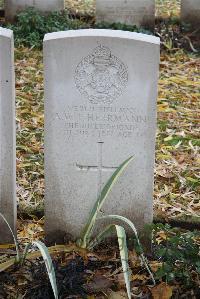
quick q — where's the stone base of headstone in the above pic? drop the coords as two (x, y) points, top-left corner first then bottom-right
(45, 227), (152, 252)
(45, 230), (72, 246)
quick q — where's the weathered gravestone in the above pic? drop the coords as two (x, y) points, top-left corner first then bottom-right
(0, 27), (16, 243)
(181, 0), (200, 27)
(96, 0), (155, 30)
(44, 29), (160, 244)
(5, 0), (64, 22)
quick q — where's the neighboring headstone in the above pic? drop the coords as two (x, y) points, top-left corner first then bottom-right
(96, 0), (155, 30)
(0, 27), (16, 243)
(44, 29), (160, 244)
(181, 0), (200, 27)
(5, 0), (64, 22)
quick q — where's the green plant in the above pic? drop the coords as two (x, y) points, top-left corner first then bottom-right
(77, 156), (134, 248)
(0, 213), (20, 262)
(0, 156), (154, 299)
(153, 223), (200, 287)
(8, 8), (87, 48)
(95, 21), (153, 35)
(32, 241), (58, 299)
(77, 156), (155, 298)
(0, 212), (58, 299)
(4, 7), (154, 48)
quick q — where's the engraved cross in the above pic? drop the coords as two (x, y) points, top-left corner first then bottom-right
(76, 142), (118, 196)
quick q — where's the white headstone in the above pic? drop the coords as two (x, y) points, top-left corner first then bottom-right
(96, 0), (155, 29)
(5, 0), (64, 22)
(0, 27), (16, 243)
(44, 29), (160, 244)
(181, 0), (200, 27)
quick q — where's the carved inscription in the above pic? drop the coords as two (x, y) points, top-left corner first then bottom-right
(56, 105), (151, 139)
(75, 45), (128, 105)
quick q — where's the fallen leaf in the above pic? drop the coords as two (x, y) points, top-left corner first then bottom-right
(132, 274), (148, 281)
(84, 275), (113, 293)
(108, 290), (128, 299)
(151, 282), (173, 299)
(149, 261), (163, 272)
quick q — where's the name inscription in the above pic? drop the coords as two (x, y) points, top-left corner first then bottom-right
(56, 104), (151, 139)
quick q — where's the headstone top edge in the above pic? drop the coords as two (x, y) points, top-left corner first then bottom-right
(0, 27), (13, 38)
(44, 29), (160, 45)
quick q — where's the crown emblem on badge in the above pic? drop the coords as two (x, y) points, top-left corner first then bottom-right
(93, 45), (111, 66)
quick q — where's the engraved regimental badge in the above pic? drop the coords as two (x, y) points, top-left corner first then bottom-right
(75, 45), (128, 104)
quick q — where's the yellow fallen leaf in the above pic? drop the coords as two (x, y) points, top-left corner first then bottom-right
(158, 103), (170, 112)
(149, 261), (163, 272)
(108, 291), (128, 299)
(132, 274), (148, 281)
(157, 231), (168, 240)
(164, 136), (173, 141)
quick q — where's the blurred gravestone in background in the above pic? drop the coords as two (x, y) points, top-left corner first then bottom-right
(5, 0), (65, 22)
(181, 0), (200, 28)
(96, 0), (155, 30)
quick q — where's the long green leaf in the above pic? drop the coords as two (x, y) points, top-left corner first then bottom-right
(101, 215), (155, 285)
(115, 225), (132, 299)
(87, 224), (131, 299)
(0, 212), (20, 262)
(33, 241), (58, 299)
(78, 156), (134, 248)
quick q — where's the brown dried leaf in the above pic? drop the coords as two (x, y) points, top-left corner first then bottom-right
(151, 282), (173, 299)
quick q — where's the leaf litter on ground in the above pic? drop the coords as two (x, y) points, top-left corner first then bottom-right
(0, 0), (199, 298)
(15, 48), (199, 222)
(8, 45), (200, 299)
